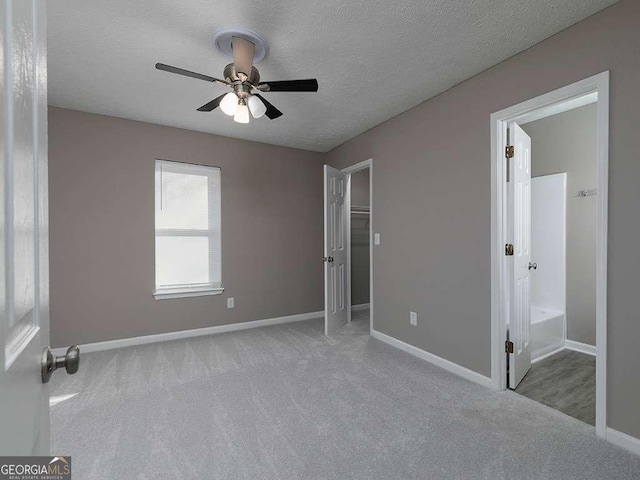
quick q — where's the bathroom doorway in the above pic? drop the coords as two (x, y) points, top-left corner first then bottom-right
(512, 104), (597, 425)
(490, 73), (609, 435)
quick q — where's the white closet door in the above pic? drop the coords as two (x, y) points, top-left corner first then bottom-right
(324, 165), (348, 335)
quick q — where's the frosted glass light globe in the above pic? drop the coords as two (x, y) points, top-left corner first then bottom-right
(220, 92), (238, 116)
(234, 100), (250, 124)
(248, 95), (267, 119)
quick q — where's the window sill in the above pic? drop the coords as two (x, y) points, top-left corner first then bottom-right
(153, 287), (225, 300)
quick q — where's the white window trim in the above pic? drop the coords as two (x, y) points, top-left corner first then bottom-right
(153, 286), (225, 300)
(154, 160), (223, 300)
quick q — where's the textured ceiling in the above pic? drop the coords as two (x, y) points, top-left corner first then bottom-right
(48, 0), (617, 152)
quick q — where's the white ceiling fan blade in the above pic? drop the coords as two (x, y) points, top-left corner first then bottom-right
(232, 36), (255, 79)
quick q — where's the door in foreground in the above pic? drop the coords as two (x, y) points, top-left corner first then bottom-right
(0, 0), (50, 455)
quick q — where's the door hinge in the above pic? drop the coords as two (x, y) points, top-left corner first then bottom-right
(505, 145), (514, 158)
(505, 145), (514, 182)
(505, 243), (514, 256)
(505, 340), (514, 354)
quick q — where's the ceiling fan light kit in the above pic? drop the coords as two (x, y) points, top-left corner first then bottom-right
(156, 27), (318, 125)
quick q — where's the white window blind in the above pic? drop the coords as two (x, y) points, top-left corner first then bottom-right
(154, 160), (222, 297)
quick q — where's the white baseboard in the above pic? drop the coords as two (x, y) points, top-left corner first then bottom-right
(53, 310), (324, 356)
(607, 427), (640, 457)
(531, 346), (565, 364)
(565, 339), (596, 356)
(371, 329), (493, 389)
(531, 341), (596, 365)
(351, 303), (370, 312)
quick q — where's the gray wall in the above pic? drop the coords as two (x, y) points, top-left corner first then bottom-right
(524, 104), (597, 346)
(49, 107), (324, 348)
(350, 169), (370, 305)
(325, 0), (640, 439)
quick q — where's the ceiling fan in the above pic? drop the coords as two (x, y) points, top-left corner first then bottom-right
(156, 34), (318, 124)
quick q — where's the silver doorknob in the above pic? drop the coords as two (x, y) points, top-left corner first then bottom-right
(528, 262), (538, 270)
(41, 346), (80, 383)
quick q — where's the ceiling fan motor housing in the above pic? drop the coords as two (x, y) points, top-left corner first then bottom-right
(223, 63), (260, 98)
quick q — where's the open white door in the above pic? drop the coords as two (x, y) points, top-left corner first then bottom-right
(0, 0), (51, 454)
(508, 122), (532, 389)
(324, 165), (349, 335)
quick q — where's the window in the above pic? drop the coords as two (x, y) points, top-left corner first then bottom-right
(154, 160), (222, 299)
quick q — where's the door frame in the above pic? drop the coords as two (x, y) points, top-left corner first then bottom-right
(342, 158), (373, 335)
(490, 72), (609, 438)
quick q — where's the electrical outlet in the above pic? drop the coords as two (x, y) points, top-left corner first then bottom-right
(374, 233), (381, 245)
(227, 297), (235, 309)
(410, 311), (417, 326)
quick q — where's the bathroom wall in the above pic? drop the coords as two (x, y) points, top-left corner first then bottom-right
(523, 103), (597, 346)
(350, 169), (370, 306)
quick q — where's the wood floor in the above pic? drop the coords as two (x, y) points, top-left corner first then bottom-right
(516, 349), (595, 425)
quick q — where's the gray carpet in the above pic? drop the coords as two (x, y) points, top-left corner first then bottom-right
(516, 349), (596, 426)
(51, 311), (640, 479)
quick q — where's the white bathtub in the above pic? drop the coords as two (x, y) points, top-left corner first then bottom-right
(531, 306), (565, 362)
